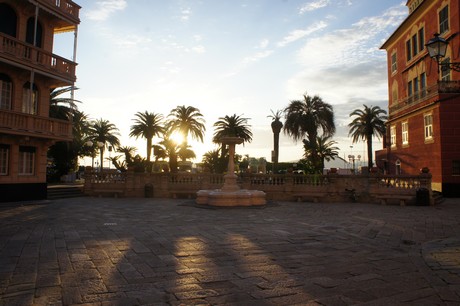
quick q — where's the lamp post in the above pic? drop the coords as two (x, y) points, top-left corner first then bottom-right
(96, 141), (104, 172)
(426, 33), (460, 74)
(348, 154), (361, 173)
(84, 140), (104, 171)
(85, 140), (95, 169)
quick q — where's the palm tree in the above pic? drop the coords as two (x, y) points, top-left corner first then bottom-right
(159, 134), (180, 172)
(213, 114), (253, 143)
(166, 105), (206, 145)
(49, 86), (81, 120)
(303, 136), (339, 171)
(202, 149), (222, 173)
(348, 105), (387, 169)
(268, 109), (283, 173)
(117, 146), (137, 167)
(47, 89), (89, 180)
(177, 143), (196, 162)
(213, 114), (253, 158)
(88, 119), (121, 172)
(283, 93), (335, 172)
(129, 111), (164, 162)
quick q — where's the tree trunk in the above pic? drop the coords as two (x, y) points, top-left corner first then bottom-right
(367, 136), (373, 169)
(308, 133), (319, 173)
(146, 137), (152, 162)
(274, 131), (280, 173)
(100, 148), (104, 172)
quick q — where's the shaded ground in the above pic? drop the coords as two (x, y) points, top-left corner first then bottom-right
(0, 197), (459, 305)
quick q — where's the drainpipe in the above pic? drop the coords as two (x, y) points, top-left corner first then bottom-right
(71, 25), (79, 103)
(28, 4), (39, 112)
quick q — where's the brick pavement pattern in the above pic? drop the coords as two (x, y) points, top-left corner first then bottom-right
(0, 198), (460, 305)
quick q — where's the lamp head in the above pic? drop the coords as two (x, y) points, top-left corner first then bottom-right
(426, 33), (448, 60)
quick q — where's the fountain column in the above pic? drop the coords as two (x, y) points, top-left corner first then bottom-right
(221, 137), (243, 192)
(196, 137), (266, 207)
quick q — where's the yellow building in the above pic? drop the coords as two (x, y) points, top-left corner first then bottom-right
(0, 0), (80, 202)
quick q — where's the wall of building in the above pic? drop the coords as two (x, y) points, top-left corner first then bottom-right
(380, 0), (460, 195)
(0, 0), (79, 202)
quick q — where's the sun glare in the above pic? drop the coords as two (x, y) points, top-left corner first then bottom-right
(170, 131), (185, 145)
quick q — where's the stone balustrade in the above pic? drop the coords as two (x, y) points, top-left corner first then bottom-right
(39, 0), (80, 22)
(83, 169), (433, 205)
(0, 33), (77, 82)
(0, 110), (72, 140)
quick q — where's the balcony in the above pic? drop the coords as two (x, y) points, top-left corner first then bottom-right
(0, 110), (72, 141)
(0, 33), (76, 83)
(35, 0), (81, 25)
(389, 81), (460, 115)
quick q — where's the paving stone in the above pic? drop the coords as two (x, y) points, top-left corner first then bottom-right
(173, 288), (220, 300)
(1, 198), (460, 305)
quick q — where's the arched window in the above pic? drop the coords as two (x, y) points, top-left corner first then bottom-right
(0, 74), (12, 110)
(0, 4), (17, 37)
(26, 17), (43, 48)
(22, 82), (38, 115)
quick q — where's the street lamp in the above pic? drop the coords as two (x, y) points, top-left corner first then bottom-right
(96, 141), (104, 172)
(85, 140), (95, 169)
(426, 33), (460, 73)
(84, 140), (104, 171)
(348, 154), (361, 173)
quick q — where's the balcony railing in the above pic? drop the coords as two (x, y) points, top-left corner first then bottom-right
(390, 81), (460, 115)
(0, 33), (76, 83)
(0, 110), (72, 140)
(37, 0), (80, 23)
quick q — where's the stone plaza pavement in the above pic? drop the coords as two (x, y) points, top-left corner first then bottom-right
(0, 197), (460, 306)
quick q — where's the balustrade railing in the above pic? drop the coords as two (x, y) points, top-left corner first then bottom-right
(86, 170), (126, 184)
(38, 0), (80, 21)
(0, 110), (72, 140)
(0, 33), (76, 82)
(390, 81), (460, 115)
(84, 171), (431, 203)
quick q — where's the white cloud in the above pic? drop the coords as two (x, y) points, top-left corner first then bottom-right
(180, 8), (192, 21)
(85, 0), (127, 21)
(299, 0), (330, 14)
(277, 21), (327, 47)
(258, 39), (269, 49)
(242, 50), (274, 65)
(296, 4), (406, 69)
(191, 45), (206, 54)
(287, 3), (407, 106)
(115, 34), (153, 49)
(193, 35), (203, 42)
(223, 50), (274, 78)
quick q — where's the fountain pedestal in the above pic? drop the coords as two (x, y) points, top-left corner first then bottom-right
(196, 137), (266, 207)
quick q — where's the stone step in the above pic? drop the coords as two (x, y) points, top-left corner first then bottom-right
(47, 185), (85, 200)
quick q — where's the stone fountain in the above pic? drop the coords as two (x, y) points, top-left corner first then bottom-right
(196, 137), (266, 206)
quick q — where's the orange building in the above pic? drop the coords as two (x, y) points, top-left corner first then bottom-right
(0, 0), (80, 202)
(376, 0), (460, 196)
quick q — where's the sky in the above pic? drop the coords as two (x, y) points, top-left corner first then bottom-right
(54, 0), (408, 167)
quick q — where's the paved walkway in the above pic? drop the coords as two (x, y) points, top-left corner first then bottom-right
(0, 198), (459, 305)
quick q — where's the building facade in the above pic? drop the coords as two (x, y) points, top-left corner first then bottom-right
(0, 0), (80, 202)
(376, 0), (460, 196)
